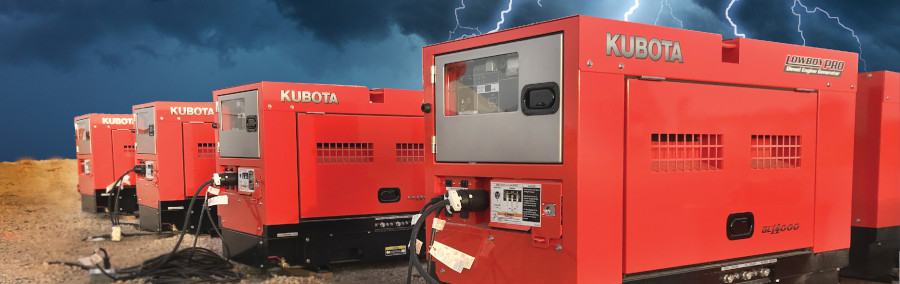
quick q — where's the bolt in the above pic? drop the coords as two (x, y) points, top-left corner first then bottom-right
(329, 233), (334, 237)
(489, 235), (494, 242)
(305, 259), (311, 264)
(259, 241), (263, 245)
(867, 73), (873, 78)
(440, 268), (445, 274)
(290, 105), (294, 110)
(586, 60), (593, 67)
(260, 264), (265, 268)
(855, 218), (861, 223)
(827, 82), (831, 87)
(305, 237), (310, 242)
(257, 227), (261, 230)
(851, 84), (855, 89)
(759, 268), (771, 277)
(258, 202), (262, 205)
(555, 245), (562, 252)
(267, 104), (272, 109)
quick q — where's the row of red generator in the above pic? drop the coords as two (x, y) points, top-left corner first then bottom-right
(73, 15), (897, 283)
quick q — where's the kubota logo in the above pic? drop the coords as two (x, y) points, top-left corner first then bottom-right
(169, 107), (214, 116)
(760, 223), (800, 235)
(101, 117), (133, 125)
(280, 90), (339, 104)
(606, 33), (684, 63)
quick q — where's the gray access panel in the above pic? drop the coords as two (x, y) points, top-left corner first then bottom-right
(76, 118), (91, 155)
(218, 90), (260, 158)
(135, 107), (156, 154)
(434, 33), (563, 163)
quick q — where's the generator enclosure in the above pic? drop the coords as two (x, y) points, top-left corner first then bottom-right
(842, 71), (900, 281)
(132, 102), (217, 232)
(213, 82), (425, 269)
(74, 113), (138, 214)
(421, 16), (857, 283)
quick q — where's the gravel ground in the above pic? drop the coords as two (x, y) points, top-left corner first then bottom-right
(0, 159), (423, 283)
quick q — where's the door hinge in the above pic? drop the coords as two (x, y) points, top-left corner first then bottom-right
(431, 136), (436, 154)
(216, 101), (221, 113)
(430, 65), (436, 85)
(217, 142), (220, 153)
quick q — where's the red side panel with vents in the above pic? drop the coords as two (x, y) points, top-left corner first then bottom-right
(296, 114), (425, 218)
(182, 123), (217, 198)
(624, 79), (818, 273)
(110, 129), (136, 186)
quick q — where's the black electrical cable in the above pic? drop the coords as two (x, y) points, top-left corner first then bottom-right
(97, 180), (242, 283)
(107, 169), (134, 226)
(406, 196), (446, 283)
(407, 199), (450, 284)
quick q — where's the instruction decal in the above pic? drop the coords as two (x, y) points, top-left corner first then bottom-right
(490, 182), (541, 227)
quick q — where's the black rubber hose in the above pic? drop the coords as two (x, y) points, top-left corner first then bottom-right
(407, 199), (450, 284)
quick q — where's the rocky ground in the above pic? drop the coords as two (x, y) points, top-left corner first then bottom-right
(0, 159), (422, 283)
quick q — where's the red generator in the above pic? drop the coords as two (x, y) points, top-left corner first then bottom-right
(132, 102), (217, 233)
(418, 15), (857, 283)
(842, 71), (900, 282)
(74, 113), (138, 214)
(211, 82), (424, 270)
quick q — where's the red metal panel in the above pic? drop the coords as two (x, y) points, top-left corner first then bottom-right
(852, 71), (900, 229)
(134, 102), (216, 207)
(181, 123), (216, 197)
(813, 90), (856, 252)
(624, 79), (817, 273)
(74, 114), (134, 195)
(213, 83), (425, 235)
(110, 129), (136, 187)
(422, 15), (857, 283)
(297, 114), (424, 218)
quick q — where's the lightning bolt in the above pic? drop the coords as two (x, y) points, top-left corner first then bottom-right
(448, 0), (543, 41)
(624, 0), (640, 22)
(488, 0), (514, 33)
(790, 0), (867, 71)
(448, 0), (483, 40)
(654, 0), (684, 28)
(725, 0), (746, 38)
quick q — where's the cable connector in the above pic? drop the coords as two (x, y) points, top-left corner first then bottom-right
(444, 189), (489, 213)
(132, 164), (146, 176)
(212, 173), (238, 186)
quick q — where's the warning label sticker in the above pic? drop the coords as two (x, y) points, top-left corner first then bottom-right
(490, 182), (541, 227)
(384, 245), (407, 256)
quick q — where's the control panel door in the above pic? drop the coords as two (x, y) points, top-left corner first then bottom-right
(624, 79), (818, 274)
(218, 90), (260, 158)
(434, 33), (563, 163)
(135, 107), (156, 154)
(75, 118), (91, 155)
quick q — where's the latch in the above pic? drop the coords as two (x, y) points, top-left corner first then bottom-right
(246, 115), (258, 132)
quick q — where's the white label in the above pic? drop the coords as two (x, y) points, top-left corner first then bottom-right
(429, 241), (475, 273)
(207, 195), (228, 207)
(476, 83), (500, 94)
(433, 218), (446, 231)
(167, 206), (184, 210)
(79, 253), (104, 267)
(490, 182), (541, 227)
(238, 168), (254, 193)
(411, 214), (422, 225)
(207, 186), (220, 196)
(415, 239), (423, 254)
(145, 162), (154, 179)
(121, 175), (131, 186)
(276, 232), (298, 238)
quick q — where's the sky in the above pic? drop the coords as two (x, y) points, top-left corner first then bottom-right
(1, 0), (898, 162)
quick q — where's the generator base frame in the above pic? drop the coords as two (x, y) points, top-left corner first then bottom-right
(222, 214), (415, 270)
(81, 187), (138, 214)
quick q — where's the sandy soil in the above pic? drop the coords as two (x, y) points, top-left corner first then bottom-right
(0, 159), (423, 283)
